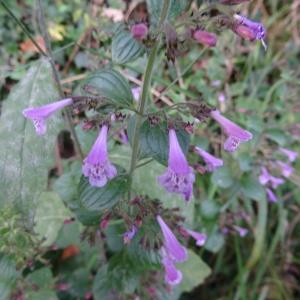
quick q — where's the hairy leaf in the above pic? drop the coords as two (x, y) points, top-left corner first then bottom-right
(128, 118), (190, 165)
(0, 59), (63, 223)
(84, 69), (133, 107)
(75, 175), (129, 225)
(112, 31), (145, 64)
(34, 192), (71, 246)
(177, 250), (211, 292)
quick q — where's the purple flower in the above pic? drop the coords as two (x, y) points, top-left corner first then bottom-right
(232, 225), (248, 237)
(276, 161), (293, 178)
(259, 167), (271, 185)
(161, 255), (182, 286)
(186, 229), (207, 246)
(279, 148), (298, 162)
(123, 225), (137, 244)
(233, 14), (267, 49)
(131, 23), (148, 40)
(259, 167), (284, 189)
(211, 110), (253, 152)
(158, 129), (195, 201)
(193, 30), (217, 47)
(218, 92), (226, 103)
(156, 215), (187, 263)
(82, 125), (117, 187)
(131, 87), (141, 102)
(22, 98), (73, 135)
(266, 188), (277, 203)
(194, 147), (223, 172)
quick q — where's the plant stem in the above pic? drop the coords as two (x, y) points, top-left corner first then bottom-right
(36, 0), (84, 160)
(127, 0), (170, 199)
(0, 0), (47, 56)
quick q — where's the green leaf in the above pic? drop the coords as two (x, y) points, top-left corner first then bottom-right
(26, 267), (54, 289)
(25, 290), (58, 300)
(53, 161), (82, 203)
(55, 221), (81, 249)
(133, 160), (194, 224)
(84, 69), (133, 107)
(146, 0), (189, 25)
(265, 128), (288, 146)
(112, 31), (145, 64)
(241, 176), (266, 201)
(76, 175), (129, 225)
(200, 200), (220, 220)
(128, 118), (190, 165)
(0, 256), (19, 300)
(0, 59), (64, 223)
(204, 232), (225, 253)
(34, 192), (71, 246)
(177, 250), (211, 292)
(211, 166), (234, 189)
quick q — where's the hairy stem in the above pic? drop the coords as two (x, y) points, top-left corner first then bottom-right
(36, 0), (84, 160)
(127, 0), (170, 199)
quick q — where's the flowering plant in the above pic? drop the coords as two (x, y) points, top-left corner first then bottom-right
(0, 0), (299, 299)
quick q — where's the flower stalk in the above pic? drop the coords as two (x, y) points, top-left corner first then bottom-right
(128, 0), (171, 199)
(36, 0), (83, 159)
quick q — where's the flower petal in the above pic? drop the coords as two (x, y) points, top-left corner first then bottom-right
(157, 215), (187, 263)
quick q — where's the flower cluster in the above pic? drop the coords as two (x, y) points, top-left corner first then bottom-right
(23, 99), (117, 188)
(157, 215), (206, 285)
(259, 146), (298, 203)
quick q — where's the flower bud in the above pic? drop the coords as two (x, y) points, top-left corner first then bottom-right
(131, 23), (148, 40)
(193, 30), (217, 47)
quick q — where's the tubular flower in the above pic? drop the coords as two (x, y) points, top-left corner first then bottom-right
(233, 14), (267, 49)
(161, 254), (182, 286)
(186, 229), (207, 247)
(258, 167), (284, 189)
(193, 30), (217, 47)
(156, 215), (187, 263)
(279, 148), (298, 162)
(82, 125), (117, 187)
(211, 110), (253, 152)
(276, 161), (294, 178)
(158, 129), (195, 201)
(23, 98), (73, 135)
(194, 147), (223, 172)
(123, 225), (137, 244)
(131, 86), (141, 102)
(232, 225), (248, 237)
(266, 188), (277, 203)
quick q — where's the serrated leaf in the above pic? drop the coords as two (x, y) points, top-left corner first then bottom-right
(34, 192), (71, 246)
(177, 250), (211, 292)
(211, 166), (233, 189)
(76, 175), (129, 225)
(241, 176), (266, 201)
(0, 59), (64, 223)
(112, 31), (145, 64)
(84, 69), (133, 107)
(128, 118), (190, 165)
